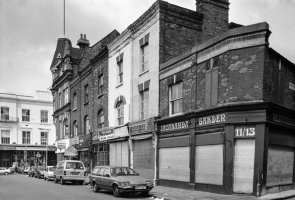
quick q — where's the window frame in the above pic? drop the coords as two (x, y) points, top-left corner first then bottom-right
(22, 109), (30, 122)
(84, 84), (89, 103)
(1, 130), (10, 144)
(22, 131), (31, 144)
(98, 74), (104, 95)
(97, 109), (104, 129)
(0, 107), (9, 120)
(116, 101), (124, 126)
(140, 89), (149, 120)
(84, 115), (90, 134)
(40, 132), (48, 145)
(117, 61), (123, 85)
(169, 82), (183, 116)
(40, 110), (48, 123)
(73, 93), (77, 110)
(140, 43), (149, 73)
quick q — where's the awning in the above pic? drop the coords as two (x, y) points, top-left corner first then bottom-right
(64, 145), (78, 157)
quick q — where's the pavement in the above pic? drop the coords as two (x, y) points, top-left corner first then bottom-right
(149, 186), (295, 200)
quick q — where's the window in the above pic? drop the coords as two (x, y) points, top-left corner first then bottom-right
(98, 74), (104, 95)
(22, 131), (30, 144)
(116, 53), (124, 85)
(84, 84), (89, 103)
(205, 58), (218, 107)
(1, 107), (9, 120)
(1, 130), (10, 144)
(40, 110), (48, 123)
(73, 93), (77, 110)
(116, 101), (124, 125)
(140, 90), (149, 120)
(63, 118), (69, 137)
(139, 33), (149, 73)
(169, 82), (183, 115)
(59, 92), (62, 108)
(73, 120), (78, 137)
(22, 109), (30, 122)
(40, 132), (48, 145)
(59, 120), (63, 139)
(84, 115), (90, 134)
(97, 109), (104, 129)
(64, 88), (69, 104)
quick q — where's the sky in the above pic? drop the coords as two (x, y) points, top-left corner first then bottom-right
(0, 0), (294, 95)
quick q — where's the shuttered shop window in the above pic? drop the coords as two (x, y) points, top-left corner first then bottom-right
(109, 141), (129, 166)
(159, 147), (189, 182)
(266, 146), (294, 187)
(195, 144), (223, 185)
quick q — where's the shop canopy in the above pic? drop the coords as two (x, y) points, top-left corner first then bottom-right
(64, 145), (78, 157)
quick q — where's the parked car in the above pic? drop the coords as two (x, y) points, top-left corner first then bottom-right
(17, 166), (24, 174)
(0, 167), (10, 175)
(44, 166), (56, 181)
(23, 167), (30, 174)
(54, 160), (86, 185)
(34, 166), (45, 179)
(89, 166), (153, 197)
(9, 167), (16, 174)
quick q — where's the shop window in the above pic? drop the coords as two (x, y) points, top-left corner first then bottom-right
(139, 33), (149, 73)
(22, 131), (30, 144)
(22, 109), (30, 122)
(1, 130), (10, 144)
(97, 109), (104, 129)
(0, 107), (9, 120)
(169, 82), (183, 115)
(40, 110), (48, 123)
(40, 132), (48, 145)
(205, 58), (218, 107)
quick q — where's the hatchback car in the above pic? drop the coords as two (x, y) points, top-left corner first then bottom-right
(89, 166), (153, 197)
(34, 166), (45, 179)
(44, 166), (56, 181)
(54, 160), (86, 185)
(0, 167), (10, 175)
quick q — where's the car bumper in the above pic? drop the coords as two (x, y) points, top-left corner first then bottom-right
(118, 186), (153, 193)
(62, 176), (86, 181)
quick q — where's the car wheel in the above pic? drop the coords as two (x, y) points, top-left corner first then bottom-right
(60, 177), (65, 185)
(80, 181), (84, 185)
(54, 176), (58, 183)
(93, 183), (99, 193)
(112, 185), (121, 197)
(141, 191), (149, 196)
(4, 172), (8, 175)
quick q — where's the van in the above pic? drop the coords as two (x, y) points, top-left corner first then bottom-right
(54, 160), (86, 185)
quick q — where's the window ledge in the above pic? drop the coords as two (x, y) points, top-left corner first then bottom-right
(97, 93), (103, 98)
(169, 112), (183, 117)
(116, 83), (123, 88)
(139, 70), (149, 76)
(73, 108), (77, 112)
(84, 101), (89, 105)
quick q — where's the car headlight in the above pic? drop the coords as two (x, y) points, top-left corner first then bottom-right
(119, 181), (131, 187)
(146, 180), (153, 186)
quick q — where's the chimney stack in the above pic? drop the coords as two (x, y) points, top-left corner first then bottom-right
(77, 33), (90, 49)
(196, 0), (230, 41)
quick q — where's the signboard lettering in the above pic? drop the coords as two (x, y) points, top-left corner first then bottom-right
(160, 121), (190, 132)
(198, 114), (226, 126)
(99, 128), (115, 141)
(235, 126), (256, 138)
(273, 113), (295, 127)
(57, 143), (66, 149)
(129, 124), (145, 135)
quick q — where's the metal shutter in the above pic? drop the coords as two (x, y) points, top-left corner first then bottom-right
(266, 146), (294, 187)
(233, 139), (255, 193)
(109, 141), (129, 166)
(133, 139), (154, 179)
(195, 144), (223, 185)
(159, 147), (190, 182)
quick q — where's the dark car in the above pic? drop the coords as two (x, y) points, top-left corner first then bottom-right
(89, 166), (153, 197)
(34, 166), (45, 179)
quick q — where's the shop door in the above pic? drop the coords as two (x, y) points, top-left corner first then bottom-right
(133, 139), (154, 180)
(233, 139), (255, 193)
(109, 141), (129, 166)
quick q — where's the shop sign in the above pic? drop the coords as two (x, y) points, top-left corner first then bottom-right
(273, 113), (295, 127)
(235, 126), (256, 138)
(57, 143), (66, 150)
(99, 128), (115, 141)
(160, 120), (190, 132)
(197, 113), (226, 126)
(0, 145), (16, 150)
(129, 124), (146, 135)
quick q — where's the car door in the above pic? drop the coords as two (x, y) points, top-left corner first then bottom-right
(102, 167), (113, 191)
(96, 167), (105, 189)
(90, 167), (99, 185)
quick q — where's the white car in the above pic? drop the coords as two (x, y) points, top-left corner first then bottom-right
(0, 167), (10, 175)
(44, 166), (56, 181)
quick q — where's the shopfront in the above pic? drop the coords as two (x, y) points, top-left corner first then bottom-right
(92, 130), (109, 167)
(129, 118), (156, 180)
(78, 134), (92, 167)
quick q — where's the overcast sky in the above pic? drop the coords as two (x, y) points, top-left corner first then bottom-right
(0, 0), (294, 95)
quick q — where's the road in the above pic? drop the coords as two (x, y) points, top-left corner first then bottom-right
(0, 174), (152, 200)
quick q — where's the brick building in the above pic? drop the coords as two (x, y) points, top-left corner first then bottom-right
(157, 19), (295, 196)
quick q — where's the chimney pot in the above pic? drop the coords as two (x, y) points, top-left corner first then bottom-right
(84, 34), (86, 39)
(80, 34), (83, 39)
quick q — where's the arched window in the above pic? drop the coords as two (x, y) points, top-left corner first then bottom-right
(84, 115), (90, 134)
(73, 120), (78, 137)
(63, 118), (69, 137)
(97, 109), (104, 129)
(116, 101), (124, 125)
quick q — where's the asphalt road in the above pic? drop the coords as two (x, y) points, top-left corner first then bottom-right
(0, 174), (152, 200)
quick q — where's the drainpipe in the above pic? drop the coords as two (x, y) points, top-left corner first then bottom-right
(256, 168), (261, 197)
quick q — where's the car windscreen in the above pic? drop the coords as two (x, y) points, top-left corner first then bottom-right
(111, 167), (138, 176)
(48, 167), (56, 171)
(65, 162), (84, 170)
